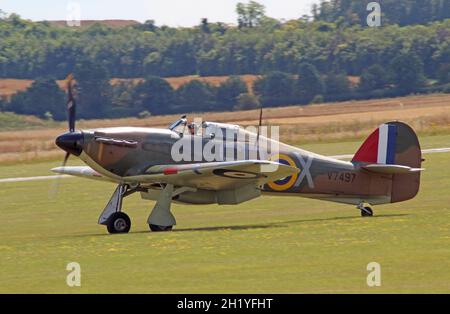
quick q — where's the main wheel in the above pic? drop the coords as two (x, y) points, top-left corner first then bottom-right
(107, 212), (131, 234)
(149, 224), (173, 232)
(361, 207), (374, 217)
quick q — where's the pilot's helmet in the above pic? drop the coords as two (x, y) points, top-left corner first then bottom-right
(188, 123), (196, 134)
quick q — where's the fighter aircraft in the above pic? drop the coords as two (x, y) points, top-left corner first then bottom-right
(53, 77), (424, 234)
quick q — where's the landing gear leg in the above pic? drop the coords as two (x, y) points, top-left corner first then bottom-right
(99, 184), (131, 234)
(358, 202), (374, 217)
(148, 184), (176, 232)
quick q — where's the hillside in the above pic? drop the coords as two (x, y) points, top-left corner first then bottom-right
(46, 20), (140, 28)
(1, 4), (448, 120)
(1, 7), (448, 83)
(0, 112), (56, 130)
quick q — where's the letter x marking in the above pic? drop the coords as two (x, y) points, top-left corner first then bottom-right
(294, 153), (314, 189)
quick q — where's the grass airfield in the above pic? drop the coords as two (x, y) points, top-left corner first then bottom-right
(0, 135), (450, 293)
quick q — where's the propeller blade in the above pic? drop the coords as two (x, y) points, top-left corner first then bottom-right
(259, 106), (263, 127)
(62, 151), (70, 168)
(256, 107), (263, 159)
(48, 152), (70, 199)
(257, 106), (263, 143)
(66, 74), (76, 133)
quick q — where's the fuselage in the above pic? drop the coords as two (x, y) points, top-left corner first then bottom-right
(56, 126), (394, 206)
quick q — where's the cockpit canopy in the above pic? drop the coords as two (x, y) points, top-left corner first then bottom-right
(168, 116), (244, 140)
(168, 116), (188, 135)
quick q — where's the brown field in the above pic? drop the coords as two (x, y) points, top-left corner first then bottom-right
(0, 79), (33, 98)
(0, 79), (69, 99)
(0, 93), (449, 164)
(111, 74), (260, 92)
(0, 75), (260, 100)
(0, 74), (357, 100)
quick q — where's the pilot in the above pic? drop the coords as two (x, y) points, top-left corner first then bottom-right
(188, 123), (196, 135)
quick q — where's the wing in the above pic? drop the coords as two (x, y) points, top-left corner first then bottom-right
(51, 166), (115, 182)
(124, 160), (300, 190)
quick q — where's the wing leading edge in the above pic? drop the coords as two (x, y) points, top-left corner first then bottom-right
(52, 160), (300, 191)
(51, 166), (113, 182)
(124, 160), (300, 190)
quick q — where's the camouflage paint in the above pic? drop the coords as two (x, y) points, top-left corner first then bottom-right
(71, 122), (421, 206)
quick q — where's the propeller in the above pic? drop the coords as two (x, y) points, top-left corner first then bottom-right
(62, 151), (70, 169)
(66, 73), (77, 133)
(257, 106), (263, 143)
(256, 106), (263, 159)
(48, 151), (70, 199)
(49, 74), (79, 198)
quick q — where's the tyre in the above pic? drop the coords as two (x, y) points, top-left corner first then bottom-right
(361, 207), (374, 217)
(149, 224), (173, 232)
(107, 212), (131, 234)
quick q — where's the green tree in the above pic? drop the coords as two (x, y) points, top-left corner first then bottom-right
(236, 1), (266, 28)
(216, 76), (248, 110)
(437, 64), (450, 84)
(296, 63), (324, 104)
(158, 38), (197, 77)
(109, 81), (136, 117)
(74, 58), (111, 119)
(359, 64), (391, 91)
(132, 20), (157, 32)
(234, 93), (260, 110)
(175, 80), (216, 112)
(391, 52), (426, 93)
(324, 72), (352, 100)
(254, 72), (296, 107)
(6, 77), (66, 120)
(133, 76), (175, 115)
(111, 81), (134, 108)
(314, 0), (450, 26)
(200, 18), (210, 33)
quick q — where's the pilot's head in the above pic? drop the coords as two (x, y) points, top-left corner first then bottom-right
(188, 124), (195, 135)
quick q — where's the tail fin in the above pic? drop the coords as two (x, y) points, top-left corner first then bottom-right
(353, 122), (422, 203)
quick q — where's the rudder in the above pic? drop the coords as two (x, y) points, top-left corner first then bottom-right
(353, 122), (422, 203)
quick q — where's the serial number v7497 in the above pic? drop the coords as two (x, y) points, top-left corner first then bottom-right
(327, 171), (356, 183)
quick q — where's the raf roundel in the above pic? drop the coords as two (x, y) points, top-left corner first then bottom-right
(267, 154), (300, 191)
(212, 169), (261, 179)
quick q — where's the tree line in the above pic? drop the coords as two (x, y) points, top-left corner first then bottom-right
(3, 52), (449, 121)
(0, 0), (449, 120)
(1, 74), (251, 120)
(314, 0), (450, 27)
(0, 1), (449, 79)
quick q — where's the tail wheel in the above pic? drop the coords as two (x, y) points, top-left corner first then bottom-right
(361, 207), (374, 217)
(107, 212), (131, 234)
(149, 224), (173, 232)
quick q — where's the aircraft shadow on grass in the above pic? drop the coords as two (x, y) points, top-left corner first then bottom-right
(172, 213), (410, 233)
(70, 213), (410, 238)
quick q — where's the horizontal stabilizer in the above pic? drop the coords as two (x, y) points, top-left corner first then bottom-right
(362, 164), (424, 174)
